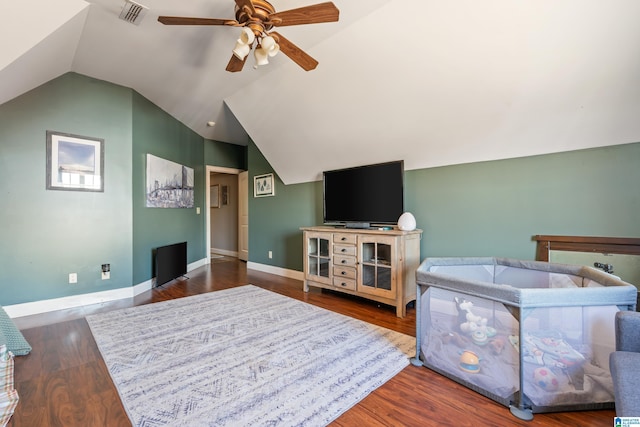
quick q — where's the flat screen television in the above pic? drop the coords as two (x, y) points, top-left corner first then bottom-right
(323, 160), (404, 229)
(155, 242), (187, 286)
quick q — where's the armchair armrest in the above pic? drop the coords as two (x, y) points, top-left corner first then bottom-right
(616, 310), (640, 353)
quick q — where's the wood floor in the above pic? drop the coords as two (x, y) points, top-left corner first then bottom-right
(9, 259), (616, 426)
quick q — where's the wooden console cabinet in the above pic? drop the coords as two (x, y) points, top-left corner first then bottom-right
(302, 226), (422, 317)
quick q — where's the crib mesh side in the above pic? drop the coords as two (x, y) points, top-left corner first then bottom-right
(419, 287), (520, 404)
(418, 286), (619, 412)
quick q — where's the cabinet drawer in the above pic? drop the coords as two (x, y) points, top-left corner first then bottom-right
(333, 266), (356, 280)
(334, 244), (356, 256)
(333, 233), (357, 245)
(333, 277), (356, 291)
(334, 254), (356, 267)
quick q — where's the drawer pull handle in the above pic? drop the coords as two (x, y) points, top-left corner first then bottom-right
(341, 260), (347, 264)
(341, 237), (346, 241)
(341, 248), (346, 252)
(341, 282), (347, 287)
(341, 271), (347, 275)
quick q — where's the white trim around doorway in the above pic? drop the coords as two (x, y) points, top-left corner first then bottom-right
(205, 165), (243, 263)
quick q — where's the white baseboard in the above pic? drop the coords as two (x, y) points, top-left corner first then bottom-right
(210, 248), (238, 257)
(4, 258), (208, 319)
(3, 286), (137, 319)
(188, 258), (209, 272)
(247, 262), (304, 281)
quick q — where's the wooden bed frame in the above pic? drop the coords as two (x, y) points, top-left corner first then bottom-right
(534, 235), (640, 309)
(533, 235), (640, 262)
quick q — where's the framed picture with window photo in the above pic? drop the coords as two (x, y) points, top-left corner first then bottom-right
(46, 131), (104, 192)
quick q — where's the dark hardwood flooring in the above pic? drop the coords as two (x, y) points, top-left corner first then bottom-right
(9, 259), (616, 426)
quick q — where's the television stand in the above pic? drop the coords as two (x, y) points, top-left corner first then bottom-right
(301, 226), (422, 317)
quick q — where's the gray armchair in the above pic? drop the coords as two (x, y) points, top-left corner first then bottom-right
(610, 310), (640, 416)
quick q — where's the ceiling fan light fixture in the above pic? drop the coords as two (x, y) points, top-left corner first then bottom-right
(240, 27), (255, 45)
(254, 46), (269, 66)
(232, 39), (251, 60)
(261, 35), (276, 51)
(158, 1), (340, 72)
(258, 35), (279, 58)
(268, 42), (279, 57)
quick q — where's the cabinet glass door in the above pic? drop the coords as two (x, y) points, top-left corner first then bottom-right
(359, 236), (395, 296)
(306, 233), (332, 284)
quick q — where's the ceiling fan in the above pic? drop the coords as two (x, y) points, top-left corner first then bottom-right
(158, 0), (339, 72)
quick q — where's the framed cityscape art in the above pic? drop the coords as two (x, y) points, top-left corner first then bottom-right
(145, 154), (194, 208)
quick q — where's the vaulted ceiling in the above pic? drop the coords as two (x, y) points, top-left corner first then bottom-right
(2, 0), (640, 184)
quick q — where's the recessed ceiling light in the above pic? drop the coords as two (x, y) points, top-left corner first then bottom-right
(207, 121), (216, 127)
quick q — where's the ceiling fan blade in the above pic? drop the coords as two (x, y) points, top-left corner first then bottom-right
(226, 54), (248, 72)
(268, 2), (339, 27)
(158, 16), (238, 26)
(234, 0), (255, 15)
(271, 32), (318, 71)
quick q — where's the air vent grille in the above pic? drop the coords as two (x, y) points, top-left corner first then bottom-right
(119, 0), (148, 25)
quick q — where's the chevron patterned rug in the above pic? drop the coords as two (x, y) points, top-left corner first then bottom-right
(86, 285), (414, 426)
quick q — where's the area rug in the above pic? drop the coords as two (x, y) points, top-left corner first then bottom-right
(86, 285), (414, 426)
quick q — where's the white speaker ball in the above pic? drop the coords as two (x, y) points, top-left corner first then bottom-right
(397, 212), (416, 231)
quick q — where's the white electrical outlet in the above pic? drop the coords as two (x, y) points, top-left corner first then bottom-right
(69, 273), (78, 284)
(102, 271), (111, 280)
(268, 251), (273, 259)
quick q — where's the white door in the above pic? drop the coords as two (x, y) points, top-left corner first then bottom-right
(238, 171), (249, 261)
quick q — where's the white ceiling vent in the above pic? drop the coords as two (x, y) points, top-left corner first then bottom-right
(119, 0), (148, 25)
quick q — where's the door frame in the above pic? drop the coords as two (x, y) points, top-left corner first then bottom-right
(205, 165), (244, 263)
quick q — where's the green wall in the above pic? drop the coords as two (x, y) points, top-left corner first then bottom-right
(405, 143), (640, 259)
(0, 73), (133, 305)
(248, 141), (640, 271)
(130, 96), (246, 284)
(0, 73), (246, 305)
(248, 141), (321, 270)
(131, 92), (207, 284)
(2, 71), (638, 306)
(204, 137), (246, 169)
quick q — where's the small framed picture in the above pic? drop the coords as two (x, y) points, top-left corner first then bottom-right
(254, 173), (275, 197)
(46, 131), (104, 192)
(221, 185), (229, 205)
(210, 184), (220, 208)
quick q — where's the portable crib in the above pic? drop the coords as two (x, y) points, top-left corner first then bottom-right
(411, 257), (637, 420)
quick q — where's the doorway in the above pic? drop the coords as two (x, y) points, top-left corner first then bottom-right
(205, 166), (246, 262)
